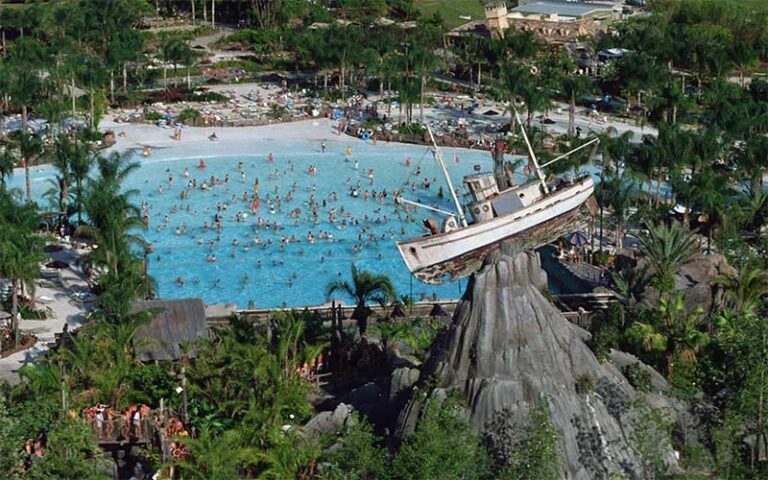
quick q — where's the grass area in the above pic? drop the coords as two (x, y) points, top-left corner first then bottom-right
(416, 0), (485, 29)
(740, 0), (768, 11)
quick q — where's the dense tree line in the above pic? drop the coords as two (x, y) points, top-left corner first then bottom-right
(2, 0), (768, 478)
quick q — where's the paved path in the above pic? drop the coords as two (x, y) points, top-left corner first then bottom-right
(0, 242), (92, 385)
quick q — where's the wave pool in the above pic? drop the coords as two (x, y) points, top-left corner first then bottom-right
(15, 135), (503, 308)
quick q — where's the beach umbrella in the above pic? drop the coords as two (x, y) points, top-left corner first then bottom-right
(46, 260), (69, 269)
(566, 231), (588, 246)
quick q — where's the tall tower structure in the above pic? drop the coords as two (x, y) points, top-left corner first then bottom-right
(484, 0), (509, 39)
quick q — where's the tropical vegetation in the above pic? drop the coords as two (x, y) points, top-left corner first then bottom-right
(1, 0), (768, 478)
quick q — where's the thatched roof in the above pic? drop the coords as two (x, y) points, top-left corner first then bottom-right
(132, 298), (208, 362)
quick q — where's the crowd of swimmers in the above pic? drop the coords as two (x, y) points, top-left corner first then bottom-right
(140, 143), (445, 290)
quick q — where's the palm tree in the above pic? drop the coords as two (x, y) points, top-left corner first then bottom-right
(0, 191), (44, 346)
(67, 140), (93, 226)
(599, 171), (636, 251)
(5, 36), (44, 203)
(715, 265), (768, 314)
(638, 221), (700, 290)
(45, 136), (80, 226)
(173, 427), (258, 480)
(160, 38), (196, 89)
(411, 43), (442, 123)
(0, 148), (14, 188)
(375, 317), (410, 357)
(7, 131), (43, 204)
(326, 264), (395, 338)
(736, 185), (768, 238)
(649, 75), (691, 125)
(79, 151), (148, 317)
(271, 310), (326, 377)
(612, 265), (652, 306)
(688, 167), (728, 253)
(627, 294), (709, 379)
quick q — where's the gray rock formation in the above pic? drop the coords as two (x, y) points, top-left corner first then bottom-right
(388, 367), (420, 402)
(619, 250), (736, 314)
(396, 242), (678, 480)
(304, 403), (354, 440)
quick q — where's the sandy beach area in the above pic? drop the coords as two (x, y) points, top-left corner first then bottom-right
(102, 117), (346, 153)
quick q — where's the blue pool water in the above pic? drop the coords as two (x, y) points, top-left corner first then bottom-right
(13, 136), (506, 308)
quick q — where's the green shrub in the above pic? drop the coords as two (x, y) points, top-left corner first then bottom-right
(178, 107), (201, 124)
(144, 111), (163, 121)
(393, 395), (492, 480)
(486, 400), (561, 480)
(398, 123), (426, 136)
(630, 399), (674, 479)
(322, 414), (388, 480)
(592, 250), (612, 267)
(575, 373), (595, 395)
(622, 363), (652, 393)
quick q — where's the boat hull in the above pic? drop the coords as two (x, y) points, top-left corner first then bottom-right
(397, 177), (595, 284)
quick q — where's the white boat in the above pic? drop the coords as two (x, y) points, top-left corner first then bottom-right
(396, 111), (598, 284)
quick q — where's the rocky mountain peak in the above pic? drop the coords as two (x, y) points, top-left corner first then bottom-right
(397, 241), (678, 479)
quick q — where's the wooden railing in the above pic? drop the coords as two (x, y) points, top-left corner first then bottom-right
(207, 293), (620, 329)
(86, 417), (155, 445)
(208, 301), (459, 326)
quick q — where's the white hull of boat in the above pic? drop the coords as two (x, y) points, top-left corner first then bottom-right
(397, 177), (594, 283)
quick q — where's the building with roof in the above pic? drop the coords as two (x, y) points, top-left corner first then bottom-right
(484, 0), (509, 38)
(450, 0), (622, 44)
(509, 1), (620, 42)
(510, 1), (617, 22)
(132, 298), (208, 362)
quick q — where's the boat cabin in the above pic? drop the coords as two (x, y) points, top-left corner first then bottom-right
(464, 173), (544, 224)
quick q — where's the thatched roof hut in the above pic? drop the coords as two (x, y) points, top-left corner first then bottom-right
(132, 298), (208, 362)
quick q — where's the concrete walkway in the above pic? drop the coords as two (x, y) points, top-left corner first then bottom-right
(0, 242), (92, 385)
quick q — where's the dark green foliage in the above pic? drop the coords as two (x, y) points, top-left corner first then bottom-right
(144, 111), (163, 121)
(323, 415), (388, 480)
(484, 400), (560, 480)
(587, 303), (625, 362)
(4, 1), (768, 479)
(631, 399), (674, 479)
(177, 107), (201, 124)
(124, 364), (175, 406)
(622, 363), (652, 393)
(393, 396), (491, 480)
(575, 374), (596, 395)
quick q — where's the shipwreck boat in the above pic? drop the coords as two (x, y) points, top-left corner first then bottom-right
(396, 111), (598, 284)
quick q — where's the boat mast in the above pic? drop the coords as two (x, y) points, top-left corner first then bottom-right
(396, 197), (459, 217)
(426, 125), (468, 227)
(513, 107), (550, 194)
(539, 137), (600, 169)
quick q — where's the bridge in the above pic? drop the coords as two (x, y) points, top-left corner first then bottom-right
(86, 417), (156, 447)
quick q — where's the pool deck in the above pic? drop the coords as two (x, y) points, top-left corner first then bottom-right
(100, 116), (344, 155)
(0, 243), (92, 385)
